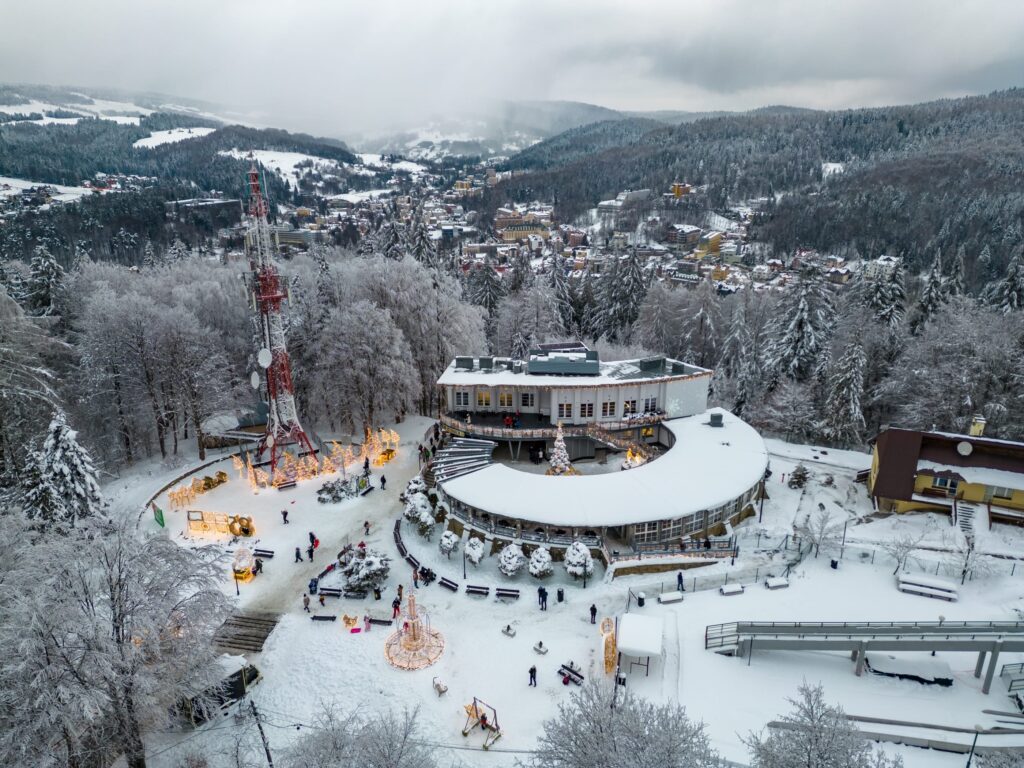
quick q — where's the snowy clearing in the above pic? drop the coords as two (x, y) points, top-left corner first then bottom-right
(357, 152), (427, 174)
(219, 148), (339, 187)
(133, 126), (216, 148)
(0, 175), (89, 201)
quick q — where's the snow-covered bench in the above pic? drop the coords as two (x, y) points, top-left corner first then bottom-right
(558, 663), (584, 686)
(254, 548), (274, 559)
(764, 577), (789, 590)
(719, 583), (745, 596)
(657, 591), (684, 604)
(896, 574), (958, 602)
(311, 615), (336, 622)
(405, 554), (420, 569)
(438, 577), (459, 592)
(466, 585), (490, 597)
(367, 615), (393, 627)
(318, 587), (342, 599)
(495, 588), (520, 601)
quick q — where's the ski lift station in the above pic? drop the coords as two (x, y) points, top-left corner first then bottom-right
(432, 345), (769, 554)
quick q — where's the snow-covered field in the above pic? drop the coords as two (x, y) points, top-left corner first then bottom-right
(133, 127), (216, 148)
(328, 189), (393, 204)
(0, 175), (90, 202)
(218, 149), (339, 187)
(0, 94), (150, 125)
(358, 152), (427, 175)
(130, 421), (1024, 767)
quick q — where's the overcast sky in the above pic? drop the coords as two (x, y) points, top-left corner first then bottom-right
(3, 0), (1024, 139)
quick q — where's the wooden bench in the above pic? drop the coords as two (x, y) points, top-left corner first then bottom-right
(465, 585), (490, 597)
(405, 554), (421, 569)
(276, 481), (297, 491)
(495, 588), (520, 601)
(558, 664), (584, 686)
(253, 548), (274, 559)
(394, 520), (401, 535)
(897, 575), (958, 602)
(438, 577), (459, 592)
(359, 485), (374, 497)
(318, 587), (343, 599)
(368, 616), (393, 627)
(311, 615), (336, 622)
(343, 589), (368, 600)
(657, 591), (684, 604)
(719, 583), (745, 596)
(396, 540), (408, 558)
(764, 577), (789, 590)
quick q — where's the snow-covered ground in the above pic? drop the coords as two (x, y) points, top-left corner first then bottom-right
(0, 175), (90, 202)
(0, 95), (150, 125)
(822, 162), (846, 177)
(328, 189), (393, 204)
(125, 424), (1024, 767)
(357, 152), (427, 175)
(133, 127), (216, 148)
(219, 149), (340, 187)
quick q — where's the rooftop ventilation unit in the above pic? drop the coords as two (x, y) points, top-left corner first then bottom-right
(708, 412), (724, 428)
(479, 356), (493, 370)
(639, 356), (665, 373)
(454, 356), (475, 370)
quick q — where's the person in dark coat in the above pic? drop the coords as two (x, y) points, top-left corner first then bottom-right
(537, 586), (544, 607)
(254, 558), (263, 575)
(281, 509), (289, 524)
(589, 604), (598, 624)
(392, 597), (401, 619)
(380, 475), (387, 490)
(363, 457), (370, 475)
(294, 546), (303, 563)
(413, 567), (420, 588)
(303, 594), (310, 612)
(319, 594), (325, 607)
(309, 531), (316, 546)
(677, 571), (684, 592)
(307, 545), (315, 562)
(528, 665), (537, 687)
(540, 587), (548, 611)
(364, 520), (371, 536)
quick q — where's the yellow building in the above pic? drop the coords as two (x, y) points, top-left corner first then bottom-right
(868, 418), (1024, 527)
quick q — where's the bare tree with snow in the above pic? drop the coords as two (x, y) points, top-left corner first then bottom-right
(796, 508), (843, 558)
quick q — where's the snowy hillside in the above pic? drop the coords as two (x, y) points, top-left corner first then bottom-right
(133, 126), (217, 148)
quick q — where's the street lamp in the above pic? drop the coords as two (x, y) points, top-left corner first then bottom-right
(462, 547), (467, 580)
(965, 725), (982, 768)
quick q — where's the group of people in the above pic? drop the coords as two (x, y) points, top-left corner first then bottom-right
(294, 530), (320, 563)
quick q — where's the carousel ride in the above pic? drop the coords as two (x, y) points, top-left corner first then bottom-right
(383, 594), (445, 670)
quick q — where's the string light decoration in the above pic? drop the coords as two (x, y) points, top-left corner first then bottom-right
(232, 548), (255, 582)
(545, 422), (579, 476)
(384, 594), (445, 670)
(600, 617), (617, 674)
(232, 454), (246, 479)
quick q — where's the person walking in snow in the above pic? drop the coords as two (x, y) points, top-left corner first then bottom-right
(281, 509), (289, 524)
(540, 587), (548, 611)
(413, 567), (420, 588)
(364, 520), (370, 536)
(363, 456), (370, 475)
(392, 597), (401, 619)
(307, 544), (315, 562)
(528, 666), (537, 687)
(537, 586), (544, 608)
(364, 614), (370, 632)
(319, 594), (325, 608)
(294, 546), (303, 563)
(380, 475), (387, 490)
(589, 604), (597, 624)
(309, 531), (316, 546)
(397, 584), (404, 601)
(677, 571), (684, 592)
(302, 594), (310, 613)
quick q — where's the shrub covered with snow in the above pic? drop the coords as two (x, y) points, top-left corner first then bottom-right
(401, 475), (426, 502)
(528, 546), (553, 578)
(465, 537), (485, 566)
(788, 463), (810, 489)
(403, 492), (432, 523)
(498, 543), (526, 576)
(564, 541), (595, 579)
(338, 546), (391, 591)
(427, 488), (441, 507)
(317, 477), (357, 504)
(439, 530), (459, 559)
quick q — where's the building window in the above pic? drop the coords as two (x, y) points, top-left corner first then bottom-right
(557, 403), (573, 419)
(932, 476), (958, 494)
(634, 521), (659, 543)
(662, 518), (683, 540)
(601, 401), (616, 417)
(991, 486), (1014, 500)
(623, 400), (637, 415)
(684, 514), (703, 534)
(454, 391), (470, 408)
(580, 402), (594, 418)
(498, 391), (513, 408)
(521, 393), (535, 408)
(476, 390), (491, 408)
(644, 397), (658, 412)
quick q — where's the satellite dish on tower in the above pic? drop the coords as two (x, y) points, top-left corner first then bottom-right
(250, 371), (260, 390)
(957, 441), (973, 457)
(257, 348), (272, 368)
(266, 434), (275, 448)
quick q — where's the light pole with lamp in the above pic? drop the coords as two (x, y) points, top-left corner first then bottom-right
(462, 546), (467, 580)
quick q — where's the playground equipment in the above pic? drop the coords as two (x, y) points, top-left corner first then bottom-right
(601, 617), (617, 674)
(461, 697), (502, 750)
(384, 594), (445, 670)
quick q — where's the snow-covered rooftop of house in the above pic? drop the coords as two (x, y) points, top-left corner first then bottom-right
(436, 355), (710, 388)
(440, 408), (767, 528)
(917, 460), (1024, 489)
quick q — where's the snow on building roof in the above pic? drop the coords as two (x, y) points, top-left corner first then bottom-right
(440, 408), (767, 528)
(917, 460), (1024, 489)
(617, 614), (664, 658)
(436, 356), (710, 388)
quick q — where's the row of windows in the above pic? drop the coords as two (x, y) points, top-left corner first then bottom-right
(930, 476), (1016, 501)
(631, 490), (755, 543)
(451, 391), (655, 415)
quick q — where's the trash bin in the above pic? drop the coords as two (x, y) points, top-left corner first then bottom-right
(308, 577), (319, 595)
(616, 674), (627, 687)
(557, 588), (565, 603)
(830, 559), (838, 570)
(373, 587), (382, 600)
(637, 592), (646, 608)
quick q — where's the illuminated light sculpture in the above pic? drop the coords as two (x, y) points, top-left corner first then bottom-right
(232, 454), (246, 479)
(545, 422), (580, 476)
(243, 161), (318, 484)
(601, 617), (617, 674)
(384, 594), (444, 670)
(621, 445), (649, 471)
(232, 547), (255, 582)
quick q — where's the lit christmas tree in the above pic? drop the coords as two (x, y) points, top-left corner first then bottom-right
(546, 422), (578, 476)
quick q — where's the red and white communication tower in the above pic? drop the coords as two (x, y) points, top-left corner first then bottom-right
(244, 161), (317, 482)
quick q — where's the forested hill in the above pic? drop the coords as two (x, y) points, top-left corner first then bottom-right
(498, 89), (1024, 273)
(0, 114), (359, 195)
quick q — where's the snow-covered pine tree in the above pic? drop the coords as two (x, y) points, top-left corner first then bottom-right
(563, 540), (594, 579)
(719, 298), (751, 378)
(683, 278), (720, 368)
(876, 262), (906, 329)
(765, 267), (833, 382)
(744, 683), (903, 768)
(788, 462), (810, 489)
(24, 245), (64, 316)
(575, 270), (600, 339)
(469, 258), (505, 316)
(377, 220), (406, 260)
(947, 245), (966, 297)
(977, 243), (994, 282)
(167, 238), (190, 261)
(439, 530), (459, 559)
(22, 411), (103, 531)
(498, 542), (526, 576)
(465, 536), (485, 565)
(910, 250), (946, 333)
(549, 256), (576, 335)
(141, 239), (157, 268)
(547, 422), (574, 475)
(990, 248), (1024, 314)
(410, 219), (435, 265)
(597, 252), (648, 342)
(528, 546), (553, 578)
(507, 252), (534, 294)
(339, 546), (391, 591)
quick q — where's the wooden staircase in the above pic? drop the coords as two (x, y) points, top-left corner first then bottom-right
(213, 611), (281, 654)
